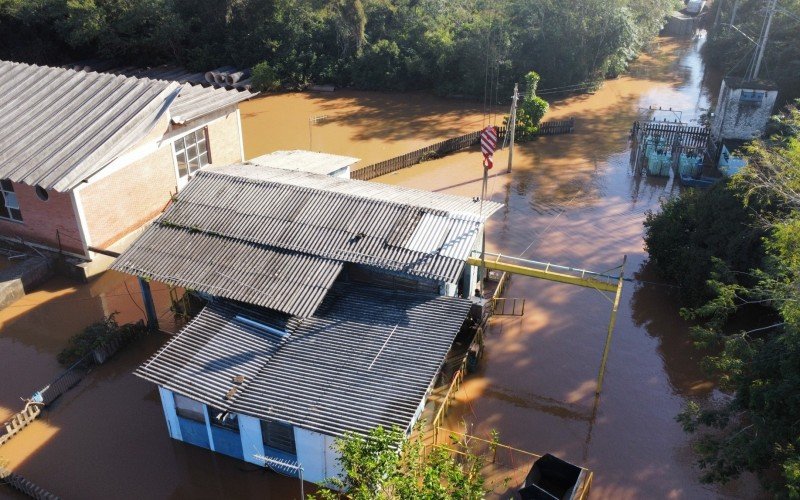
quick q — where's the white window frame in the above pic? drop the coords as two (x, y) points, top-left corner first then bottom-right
(0, 179), (22, 222)
(173, 127), (211, 188)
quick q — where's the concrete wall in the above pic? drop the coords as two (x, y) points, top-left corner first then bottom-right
(711, 80), (778, 141)
(205, 108), (244, 166)
(0, 182), (83, 254)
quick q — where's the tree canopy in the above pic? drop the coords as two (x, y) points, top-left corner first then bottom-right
(0, 0), (679, 97)
(645, 103), (800, 496)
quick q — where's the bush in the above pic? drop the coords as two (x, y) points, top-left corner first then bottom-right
(643, 181), (766, 306)
(251, 61), (281, 92)
(57, 314), (145, 366)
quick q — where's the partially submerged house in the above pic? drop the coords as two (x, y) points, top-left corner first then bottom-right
(113, 164), (502, 483)
(0, 60), (256, 275)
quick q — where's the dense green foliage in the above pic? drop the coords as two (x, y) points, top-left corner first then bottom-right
(513, 71), (549, 139)
(643, 181), (767, 307)
(0, 0), (678, 96)
(645, 105), (800, 495)
(705, 0), (800, 101)
(313, 426), (485, 499)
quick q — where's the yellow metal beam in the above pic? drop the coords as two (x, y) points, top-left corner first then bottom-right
(595, 255), (626, 394)
(466, 256), (618, 293)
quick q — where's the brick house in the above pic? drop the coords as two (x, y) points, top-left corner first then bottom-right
(0, 60), (256, 275)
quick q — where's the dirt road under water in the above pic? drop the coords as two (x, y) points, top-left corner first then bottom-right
(0, 33), (761, 499)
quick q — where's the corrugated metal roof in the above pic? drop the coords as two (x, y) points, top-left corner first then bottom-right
(0, 60), (257, 191)
(0, 60), (181, 191)
(159, 170), (492, 282)
(211, 164), (503, 219)
(136, 300), (298, 410)
(170, 83), (257, 124)
(243, 150), (361, 175)
(111, 225), (343, 317)
(136, 283), (472, 436)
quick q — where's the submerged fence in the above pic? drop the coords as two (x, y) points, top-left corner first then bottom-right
(352, 118), (575, 181)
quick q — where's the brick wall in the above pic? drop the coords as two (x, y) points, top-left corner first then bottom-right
(205, 107), (243, 165)
(79, 144), (177, 249)
(0, 182), (83, 254)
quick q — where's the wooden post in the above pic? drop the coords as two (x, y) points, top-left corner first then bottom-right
(138, 277), (159, 331)
(596, 255), (626, 394)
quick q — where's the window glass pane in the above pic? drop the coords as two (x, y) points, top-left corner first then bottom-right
(209, 407), (239, 432)
(1, 179), (12, 191)
(198, 139), (207, 155)
(176, 152), (188, 178)
(261, 420), (296, 454)
(0, 205), (9, 219)
(174, 394), (205, 423)
(5, 192), (19, 209)
(187, 144), (198, 160)
(10, 208), (22, 221)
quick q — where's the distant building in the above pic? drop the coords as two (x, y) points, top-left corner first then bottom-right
(711, 77), (778, 142)
(114, 165), (502, 483)
(0, 60), (256, 275)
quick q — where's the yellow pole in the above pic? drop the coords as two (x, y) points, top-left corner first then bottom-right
(596, 255), (626, 394)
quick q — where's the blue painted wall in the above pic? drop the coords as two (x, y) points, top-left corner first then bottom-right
(210, 425), (244, 460)
(177, 416), (211, 449)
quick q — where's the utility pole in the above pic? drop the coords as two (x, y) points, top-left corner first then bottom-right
(751, 0), (777, 81)
(507, 83), (519, 173)
(714, 0), (724, 28)
(729, 0), (741, 28)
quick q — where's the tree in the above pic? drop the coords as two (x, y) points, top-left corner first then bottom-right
(313, 426), (486, 499)
(251, 60), (281, 91)
(512, 71), (549, 140)
(652, 104), (800, 496)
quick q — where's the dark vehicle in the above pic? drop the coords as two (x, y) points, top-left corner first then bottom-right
(518, 454), (586, 500)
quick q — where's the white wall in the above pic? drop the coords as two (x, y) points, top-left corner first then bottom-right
(238, 414), (267, 465)
(711, 80), (778, 141)
(158, 386), (183, 440)
(295, 427), (342, 485)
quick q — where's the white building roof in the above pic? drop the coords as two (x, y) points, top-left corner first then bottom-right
(246, 150), (361, 176)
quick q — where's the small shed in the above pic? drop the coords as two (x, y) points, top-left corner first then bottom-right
(248, 150), (360, 178)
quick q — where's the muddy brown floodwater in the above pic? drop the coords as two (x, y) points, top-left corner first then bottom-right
(0, 33), (763, 499)
(372, 34), (764, 499)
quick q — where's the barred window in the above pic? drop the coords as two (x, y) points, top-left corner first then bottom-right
(261, 419), (296, 455)
(0, 179), (22, 222)
(173, 128), (210, 180)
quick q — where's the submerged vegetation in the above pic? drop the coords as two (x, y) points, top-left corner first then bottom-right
(57, 314), (145, 365)
(644, 104), (800, 496)
(0, 0), (678, 97)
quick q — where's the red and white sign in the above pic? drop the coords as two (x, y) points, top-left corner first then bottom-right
(480, 126), (497, 169)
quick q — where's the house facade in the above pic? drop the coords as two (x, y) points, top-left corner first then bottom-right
(113, 164), (501, 484)
(0, 60), (255, 275)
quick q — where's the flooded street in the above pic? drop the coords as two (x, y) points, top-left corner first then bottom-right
(0, 33), (761, 499)
(374, 35), (760, 498)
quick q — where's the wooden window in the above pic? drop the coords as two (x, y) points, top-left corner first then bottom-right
(0, 179), (22, 222)
(261, 419), (296, 455)
(174, 393), (206, 423)
(173, 128), (210, 181)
